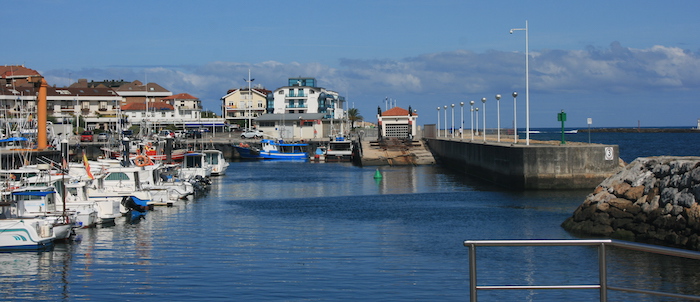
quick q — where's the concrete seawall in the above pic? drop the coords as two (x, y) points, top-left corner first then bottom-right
(426, 138), (622, 189)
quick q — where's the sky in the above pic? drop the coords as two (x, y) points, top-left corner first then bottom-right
(4, 0), (700, 128)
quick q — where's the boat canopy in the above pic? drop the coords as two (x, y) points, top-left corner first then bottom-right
(0, 137), (28, 143)
(12, 191), (56, 196)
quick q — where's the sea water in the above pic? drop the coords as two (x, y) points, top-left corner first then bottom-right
(1, 131), (699, 301)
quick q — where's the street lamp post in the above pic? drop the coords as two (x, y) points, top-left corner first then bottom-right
(510, 20), (530, 145)
(451, 104), (455, 138)
(244, 69), (255, 131)
(495, 94), (502, 142)
(443, 105), (447, 138)
(481, 97), (487, 142)
(460, 102), (464, 139)
(437, 107), (441, 138)
(475, 107), (479, 137)
(512, 92), (518, 144)
(469, 101), (475, 141)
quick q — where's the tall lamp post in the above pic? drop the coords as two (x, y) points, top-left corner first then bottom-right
(460, 102), (464, 139)
(481, 97), (487, 142)
(443, 105), (447, 138)
(495, 94), (501, 142)
(475, 107), (479, 137)
(437, 107), (441, 138)
(244, 69), (255, 131)
(510, 20), (530, 145)
(470, 101), (475, 141)
(451, 104), (455, 138)
(512, 92), (518, 144)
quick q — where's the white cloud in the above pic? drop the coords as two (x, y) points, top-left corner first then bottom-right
(41, 42), (700, 126)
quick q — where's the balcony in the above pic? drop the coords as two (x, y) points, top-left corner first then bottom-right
(286, 104), (307, 108)
(286, 92), (306, 98)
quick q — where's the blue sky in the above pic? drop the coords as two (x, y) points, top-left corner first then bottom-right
(5, 0), (700, 128)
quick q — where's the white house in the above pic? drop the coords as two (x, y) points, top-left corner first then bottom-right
(377, 106), (418, 139)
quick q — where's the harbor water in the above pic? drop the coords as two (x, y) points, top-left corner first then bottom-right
(2, 131), (700, 301)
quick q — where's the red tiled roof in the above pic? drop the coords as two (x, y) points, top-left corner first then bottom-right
(121, 101), (174, 111)
(0, 65), (41, 78)
(162, 93), (198, 100)
(382, 107), (417, 116)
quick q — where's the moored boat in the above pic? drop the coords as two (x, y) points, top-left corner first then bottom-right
(203, 150), (229, 176)
(259, 139), (308, 160)
(325, 137), (353, 162)
(0, 218), (55, 251)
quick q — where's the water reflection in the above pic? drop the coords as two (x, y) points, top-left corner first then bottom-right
(1, 161), (699, 301)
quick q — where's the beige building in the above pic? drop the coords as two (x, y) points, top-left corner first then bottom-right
(221, 86), (271, 129)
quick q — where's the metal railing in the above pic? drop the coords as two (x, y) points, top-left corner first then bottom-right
(463, 239), (700, 302)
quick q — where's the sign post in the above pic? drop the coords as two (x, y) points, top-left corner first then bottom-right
(557, 110), (567, 144)
(587, 118), (592, 143)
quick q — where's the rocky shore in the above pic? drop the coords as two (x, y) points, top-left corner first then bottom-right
(562, 156), (700, 250)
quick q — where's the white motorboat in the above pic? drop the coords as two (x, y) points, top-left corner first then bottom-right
(138, 163), (195, 202)
(88, 166), (154, 211)
(10, 187), (76, 240)
(0, 218), (55, 251)
(180, 153), (212, 179)
(325, 137), (354, 162)
(203, 150), (229, 176)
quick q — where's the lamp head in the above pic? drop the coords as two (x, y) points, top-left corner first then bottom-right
(460, 102), (464, 106)
(470, 101), (474, 105)
(509, 29), (514, 34)
(495, 94), (501, 100)
(481, 97), (487, 103)
(512, 92), (518, 98)
(451, 104), (454, 108)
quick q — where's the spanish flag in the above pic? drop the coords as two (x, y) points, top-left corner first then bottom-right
(83, 150), (94, 180)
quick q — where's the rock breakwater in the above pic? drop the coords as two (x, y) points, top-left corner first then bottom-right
(562, 156), (700, 250)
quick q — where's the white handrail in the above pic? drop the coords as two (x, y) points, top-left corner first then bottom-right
(463, 239), (700, 302)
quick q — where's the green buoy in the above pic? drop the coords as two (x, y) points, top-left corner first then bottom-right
(373, 169), (382, 179)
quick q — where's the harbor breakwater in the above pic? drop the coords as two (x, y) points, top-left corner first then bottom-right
(562, 156), (700, 250)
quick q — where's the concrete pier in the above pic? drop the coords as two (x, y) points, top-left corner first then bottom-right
(426, 137), (622, 190)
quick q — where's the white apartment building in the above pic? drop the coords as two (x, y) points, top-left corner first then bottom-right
(270, 78), (346, 120)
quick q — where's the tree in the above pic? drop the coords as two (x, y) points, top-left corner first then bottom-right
(347, 108), (363, 129)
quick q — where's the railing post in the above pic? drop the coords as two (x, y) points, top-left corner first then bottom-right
(469, 243), (477, 302)
(599, 242), (607, 302)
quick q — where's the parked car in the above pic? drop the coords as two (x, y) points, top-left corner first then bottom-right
(80, 131), (94, 142)
(186, 130), (202, 139)
(174, 130), (186, 138)
(156, 130), (175, 139)
(241, 130), (264, 139)
(96, 132), (110, 142)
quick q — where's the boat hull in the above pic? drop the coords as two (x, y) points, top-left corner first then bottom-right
(259, 152), (308, 160)
(0, 219), (55, 251)
(234, 146), (263, 159)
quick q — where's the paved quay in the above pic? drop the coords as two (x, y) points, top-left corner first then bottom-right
(359, 139), (436, 166)
(426, 135), (622, 190)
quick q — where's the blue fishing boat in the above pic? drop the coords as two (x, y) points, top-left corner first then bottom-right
(234, 139), (308, 160)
